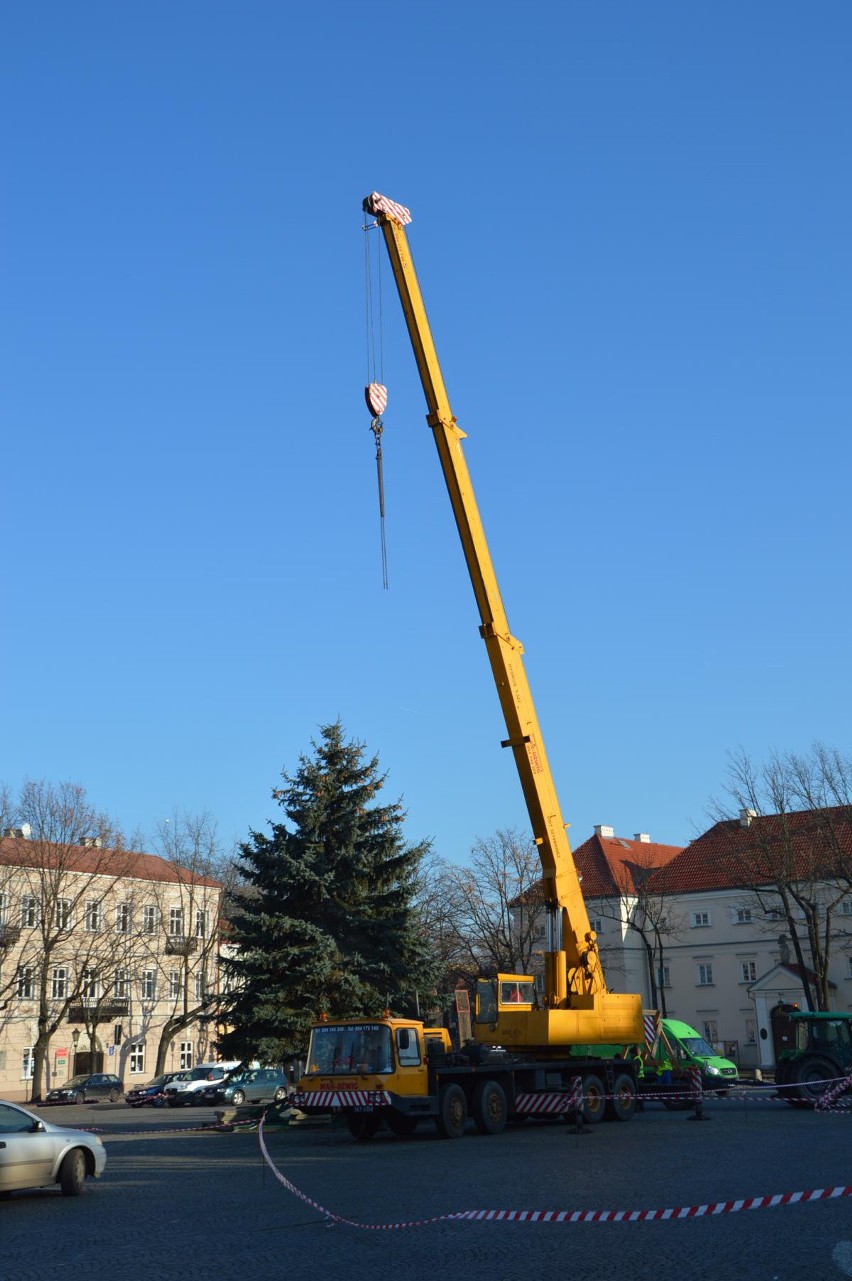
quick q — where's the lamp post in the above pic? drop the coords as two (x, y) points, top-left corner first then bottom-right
(71, 1028), (80, 1075)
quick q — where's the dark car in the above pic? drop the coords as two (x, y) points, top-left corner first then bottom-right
(200, 1067), (289, 1108)
(45, 1073), (124, 1105)
(125, 1072), (182, 1108)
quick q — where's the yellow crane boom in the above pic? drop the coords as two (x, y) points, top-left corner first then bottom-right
(364, 192), (641, 1047)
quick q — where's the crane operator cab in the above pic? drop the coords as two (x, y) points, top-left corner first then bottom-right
(476, 975), (538, 1023)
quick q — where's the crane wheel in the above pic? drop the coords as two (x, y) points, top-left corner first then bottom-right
(347, 1111), (380, 1141)
(604, 1071), (637, 1122)
(436, 1084), (468, 1139)
(580, 1073), (606, 1124)
(472, 1080), (507, 1135)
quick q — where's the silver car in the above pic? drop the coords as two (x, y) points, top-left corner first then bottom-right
(0, 1099), (107, 1196)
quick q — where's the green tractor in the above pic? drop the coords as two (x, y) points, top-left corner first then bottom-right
(774, 1011), (852, 1104)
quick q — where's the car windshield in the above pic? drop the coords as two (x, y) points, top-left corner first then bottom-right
(681, 1036), (717, 1057)
(144, 1075), (168, 1088)
(305, 1023), (393, 1075)
(64, 1075), (89, 1088)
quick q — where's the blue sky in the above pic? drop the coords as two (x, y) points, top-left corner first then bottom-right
(2, 2), (850, 862)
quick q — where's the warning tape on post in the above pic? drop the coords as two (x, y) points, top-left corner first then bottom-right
(256, 1118), (852, 1231)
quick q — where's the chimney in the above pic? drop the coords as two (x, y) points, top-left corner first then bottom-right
(81, 837), (104, 849)
(594, 824), (615, 839)
(633, 833), (651, 843)
(3, 824), (32, 839)
(739, 808), (757, 829)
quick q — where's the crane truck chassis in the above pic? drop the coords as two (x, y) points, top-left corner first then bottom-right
(292, 1007), (639, 1140)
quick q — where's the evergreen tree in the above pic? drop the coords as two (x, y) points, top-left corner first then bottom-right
(218, 721), (437, 1062)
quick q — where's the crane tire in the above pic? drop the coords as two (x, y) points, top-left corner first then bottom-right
(346, 1111), (380, 1141)
(472, 1079), (507, 1135)
(580, 1073), (607, 1124)
(436, 1083), (468, 1139)
(605, 1071), (637, 1122)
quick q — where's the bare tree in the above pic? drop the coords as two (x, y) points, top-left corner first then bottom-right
(713, 744), (852, 1011)
(417, 829), (547, 987)
(144, 811), (230, 1075)
(592, 851), (685, 1016)
(0, 780), (137, 1100)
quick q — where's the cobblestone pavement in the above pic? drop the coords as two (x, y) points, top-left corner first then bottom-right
(2, 1098), (851, 1281)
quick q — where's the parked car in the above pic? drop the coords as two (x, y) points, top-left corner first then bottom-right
(162, 1062), (242, 1107)
(200, 1067), (289, 1108)
(0, 1098), (106, 1196)
(125, 1072), (182, 1108)
(45, 1073), (124, 1105)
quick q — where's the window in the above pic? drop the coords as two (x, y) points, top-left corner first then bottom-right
(115, 902), (131, 933)
(0, 891), (7, 925)
(195, 909), (208, 939)
(142, 905), (158, 934)
(51, 966), (68, 1000)
(745, 1019), (756, 1044)
(20, 895), (38, 927)
(691, 911), (711, 928)
(129, 1042), (145, 1074)
(81, 969), (100, 1001)
(589, 918), (604, 934)
(532, 922), (546, 942)
(702, 1020), (718, 1045)
(734, 908), (753, 925)
(697, 963), (714, 986)
(179, 1041), (193, 1070)
(656, 965), (671, 989)
(169, 907), (184, 937)
(396, 1026), (421, 1067)
(21, 1047), (34, 1080)
(846, 956), (852, 979)
(168, 970), (181, 1000)
(195, 969), (206, 1002)
(740, 961), (757, 983)
(141, 970), (156, 1001)
(55, 898), (72, 930)
(841, 900), (852, 917)
(766, 908), (784, 922)
(16, 966), (34, 999)
(84, 900), (103, 932)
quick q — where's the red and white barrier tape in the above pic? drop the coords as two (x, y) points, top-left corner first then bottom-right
(256, 1118), (851, 1231)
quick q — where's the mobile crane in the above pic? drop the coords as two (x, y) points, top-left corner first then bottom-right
(292, 193), (645, 1139)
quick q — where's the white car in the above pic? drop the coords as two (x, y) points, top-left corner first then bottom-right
(0, 1098), (106, 1196)
(162, 1062), (242, 1107)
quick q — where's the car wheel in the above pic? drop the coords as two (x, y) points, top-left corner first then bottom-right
(59, 1149), (87, 1196)
(74, 1091), (85, 1106)
(231, 1089), (246, 1106)
(167, 1097), (180, 1107)
(108, 1089), (120, 1103)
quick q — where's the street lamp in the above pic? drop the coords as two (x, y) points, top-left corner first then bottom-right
(71, 1028), (80, 1073)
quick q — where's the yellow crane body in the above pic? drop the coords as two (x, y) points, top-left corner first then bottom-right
(364, 192), (642, 1050)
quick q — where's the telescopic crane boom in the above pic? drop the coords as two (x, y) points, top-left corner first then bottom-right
(363, 192), (642, 1049)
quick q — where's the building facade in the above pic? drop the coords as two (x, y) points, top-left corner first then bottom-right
(573, 813), (852, 1070)
(0, 831), (224, 1101)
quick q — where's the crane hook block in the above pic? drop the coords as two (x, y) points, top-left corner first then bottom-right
(365, 383), (388, 418)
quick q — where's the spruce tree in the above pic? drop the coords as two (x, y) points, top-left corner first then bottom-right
(218, 721), (437, 1062)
